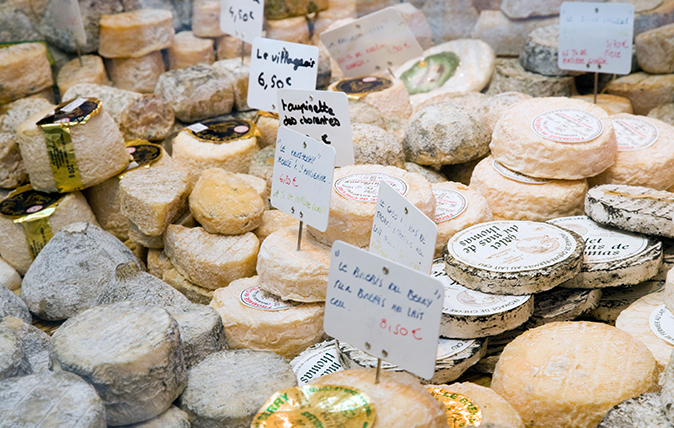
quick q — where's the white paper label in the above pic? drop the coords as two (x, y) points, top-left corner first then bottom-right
(271, 127), (336, 231)
(433, 189), (467, 222)
(50, 0), (87, 46)
(532, 109), (604, 143)
(319, 7), (423, 78)
(248, 38), (319, 112)
(370, 182), (437, 273)
(448, 221), (578, 272)
(558, 2), (634, 75)
(650, 304), (674, 346)
(239, 285), (302, 311)
(186, 123), (208, 133)
(549, 215), (648, 263)
(612, 117), (659, 151)
(325, 241), (444, 379)
(220, 0), (263, 44)
(334, 173), (408, 202)
(492, 160), (550, 185)
(600, 280), (664, 301)
(61, 97), (86, 113)
(292, 342), (343, 385)
(277, 89), (354, 167)
(436, 337), (475, 359)
(431, 260), (530, 316)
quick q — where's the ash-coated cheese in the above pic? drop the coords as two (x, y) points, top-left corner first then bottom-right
(168, 31), (215, 70)
(164, 225), (259, 290)
(0, 258), (20, 292)
(597, 393), (671, 428)
(0, 328), (31, 380)
(0, 316), (53, 373)
(253, 210), (298, 243)
(0, 283), (30, 324)
(257, 226), (331, 302)
(403, 102), (491, 166)
(309, 368), (449, 428)
(432, 182), (493, 258)
(405, 162), (447, 184)
(178, 349), (297, 428)
(210, 276), (325, 359)
(165, 304), (228, 369)
(585, 184), (674, 239)
(329, 76), (413, 122)
(432, 260), (532, 339)
(490, 97), (617, 180)
(590, 280), (665, 324)
(189, 168), (265, 235)
(290, 339), (343, 385)
(155, 64), (235, 123)
(265, 16), (310, 44)
(110, 51), (165, 94)
(0, 370), (106, 428)
(352, 123), (405, 168)
(524, 287), (602, 329)
(349, 99), (387, 129)
(606, 72), (674, 116)
(307, 164), (436, 248)
(479, 91), (532, 134)
(191, 0), (225, 37)
(120, 406), (191, 428)
(519, 24), (571, 77)
(469, 156), (588, 222)
(17, 102), (130, 193)
(212, 59), (251, 111)
(616, 291), (674, 370)
(572, 94), (634, 115)
(0, 132), (27, 189)
(492, 321), (659, 428)
(52, 301), (187, 426)
(486, 58), (576, 98)
(56, 55), (109, 96)
(444, 220), (584, 295)
(163, 268), (214, 305)
(98, 9), (175, 58)
(0, 43), (53, 104)
(589, 114), (674, 190)
(248, 145), (275, 193)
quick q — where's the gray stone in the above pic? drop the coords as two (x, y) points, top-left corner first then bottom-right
(0, 316), (53, 373)
(0, 284), (30, 324)
(166, 303), (228, 369)
(117, 406), (190, 428)
(422, 0), (479, 44)
(486, 58), (577, 98)
(21, 222), (141, 321)
(519, 24), (575, 76)
(598, 393), (670, 427)
(0, 370), (106, 428)
(0, 328), (31, 380)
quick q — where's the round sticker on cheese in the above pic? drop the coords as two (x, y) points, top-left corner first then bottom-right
(291, 342), (343, 385)
(433, 189), (467, 222)
(531, 109), (604, 143)
(549, 215), (648, 263)
(239, 286), (302, 311)
(650, 304), (674, 346)
(612, 117), (659, 151)
(432, 261), (531, 315)
(447, 221), (578, 272)
(334, 173), (409, 202)
(492, 160), (550, 185)
(437, 337), (475, 359)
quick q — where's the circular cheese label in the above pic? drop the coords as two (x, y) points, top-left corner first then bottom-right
(239, 286), (302, 311)
(436, 337), (476, 359)
(334, 173), (409, 202)
(37, 97), (100, 127)
(549, 215), (648, 264)
(125, 141), (162, 171)
(333, 76), (393, 98)
(0, 186), (63, 219)
(432, 261), (530, 315)
(492, 160), (550, 185)
(427, 387), (483, 428)
(649, 304), (674, 346)
(600, 280), (664, 302)
(291, 342), (343, 385)
(531, 109), (604, 143)
(251, 385), (375, 428)
(433, 189), (467, 222)
(447, 221), (578, 272)
(612, 117), (659, 151)
(187, 118), (258, 143)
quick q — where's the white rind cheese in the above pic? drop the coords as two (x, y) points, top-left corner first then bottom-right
(98, 9), (175, 58)
(253, 210), (299, 243)
(0, 43), (54, 104)
(329, 76), (413, 122)
(572, 94), (634, 116)
(56, 55), (109, 96)
(163, 268), (214, 305)
(110, 51), (165, 94)
(165, 304), (228, 370)
(265, 16), (310, 44)
(598, 393), (671, 428)
(0, 258), (21, 292)
(479, 91), (532, 134)
(0, 328), (31, 380)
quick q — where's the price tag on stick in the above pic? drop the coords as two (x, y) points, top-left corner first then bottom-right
(220, 0), (264, 45)
(277, 89), (354, 167)
(325, 241), (444, 380)
(248, 38), (319, 112)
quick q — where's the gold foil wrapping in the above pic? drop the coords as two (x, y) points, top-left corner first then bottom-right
(252, 385), (376, 428)
(427, 387), (482, 428)
(188, 119), (262, 144)
(332, 77), (393, 100)
(119, 140), (163, 179)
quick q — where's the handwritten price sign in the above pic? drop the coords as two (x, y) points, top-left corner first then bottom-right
(558, 2), (634, 75)
(320, 7), (423, 77)
(220, 0), (263, 44)
(325, 241), (444, 379)
(270, 127), (335, 231)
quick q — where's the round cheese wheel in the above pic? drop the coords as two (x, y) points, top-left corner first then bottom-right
(56, 55), (108, 96)
(168, 31), (215, 70)
(590, 280), (664, 324)
(470, 156), (588, 221)
(597, 393), (670, 428)
(99, 9), (175, 58)
(329, 76), (413, 122)
(523, 287), (602, 329)
(490, 97), (617, 180)
(492, 321), (659, 428)
(307, 164), (436, 247)
(110, 51), (165, 94)
(479, 91), (532, 134)
(0, 43), (53, 104)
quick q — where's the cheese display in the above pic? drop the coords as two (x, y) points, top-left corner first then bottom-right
(329, 76), (413, 122)
(125, 406), (191, 428)
(110, 51), (165, 94)
(486, 58), (577, 98)
(265, 0), (328, 19)
(56, 55), (109, 96)
(590, 280), (665, 323)
(649, 103), (674, 126)
(0, 97), (55, 134)
(191, 0), (225, 37)
(98, 9), (175, 58)
(255, 112), (279, 148)
(307, 164), (436, 247)
(394, 2), (434, 49)
(597, 393), (671, 428)
(265, 16), (311, 44)
(210, 276), (325, 358)
(479, 91), (532, 134)
(309, 369), (449, 428)
(413, 91), (490, 115)
(253, 210), (298, 242)
(290, 339), (343, 385)
(492, 322), (659, 428)
(585, 184), (674, 239)
(352, 123), (405, 168)
(147, 249), (173, 279)
(168, 31), (215, 70)
(17, 98), (130, 193)
(572, 94), (634, 115)
(444, 220), (584, 295)
(0, 43), (53, 104)
(164, 225), (259, 289)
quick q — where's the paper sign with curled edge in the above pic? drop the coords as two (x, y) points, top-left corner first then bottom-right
(51, 0), (87, 46)
(320, 7), (423, 77)
(325, 241), (444, 379)
(270, 127), (335, 231)
(558, 2), (634, 75)
(220, 0), (263, 45)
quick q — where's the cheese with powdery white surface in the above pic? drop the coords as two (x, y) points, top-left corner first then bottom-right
(329, 76), (413, 122)
(110, 51), (165, 94)
(98, 9), (175, 58)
